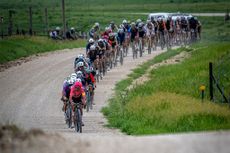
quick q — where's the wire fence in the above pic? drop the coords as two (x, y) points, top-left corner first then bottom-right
(211, 51), (230, 103)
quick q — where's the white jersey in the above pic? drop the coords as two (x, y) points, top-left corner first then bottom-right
(145, 23), (155, 36)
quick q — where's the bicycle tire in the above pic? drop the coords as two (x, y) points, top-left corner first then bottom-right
(66, 103), (72, 128)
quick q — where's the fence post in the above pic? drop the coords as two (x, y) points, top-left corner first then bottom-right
(209, 62), (214, 101)
(29, 7), (33, 36)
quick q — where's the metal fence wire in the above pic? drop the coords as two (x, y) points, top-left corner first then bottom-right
(212, 51), (230, 103)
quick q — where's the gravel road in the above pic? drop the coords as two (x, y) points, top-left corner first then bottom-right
(0, 47), (229, 153)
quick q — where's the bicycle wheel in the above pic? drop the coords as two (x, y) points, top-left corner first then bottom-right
(139, 39), (142, 57)
(75, 107), (82, 133)
(86, 90), (90, 112)
(148, 38), (151, 54)
(66, 102), (72, 128)
(120, 48), (123, 65)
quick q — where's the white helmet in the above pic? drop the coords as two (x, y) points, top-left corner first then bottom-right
(98, 38), (104, 43)
(76, 78), (82, 83)
(71, 76), (77, 82)
(55, 26), (60, 30)
(77, 62), (84, 68)
(95, 22), (99, 27)
(67, 77), (75, 85)
(78, 54), (84, 59)
(136, 19), (142, 23)
(76, 71), (83, 78)
(122, 19), (127, 24)
(70, 27), (75, 30)
(105, 27), (109, 31)
(71, 73), (77, 78)
(89, 38), (94, 43)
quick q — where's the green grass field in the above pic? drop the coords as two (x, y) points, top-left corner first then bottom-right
(0, 36), (86, 64)
(0, 0), (229, 33)
(102, 16), (230, 135)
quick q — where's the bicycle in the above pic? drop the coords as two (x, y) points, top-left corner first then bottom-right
(72, 102), (82, 133)
(138, 37), (143, 57)
(131, 40), (138, 59)
(65, 100), (72, 128)
(86, 84), (93, 112)
(159, 30), (165, 50)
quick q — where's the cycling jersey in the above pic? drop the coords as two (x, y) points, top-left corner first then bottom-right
(117, 32), (125, 45)
(130, 27), (138, 42)
(108, 36), (117, 48)
(146, 23), (155, 36)
(158, 21), (166, 32)
(70, 82), (85, 104)
(62, 81), (71, 99)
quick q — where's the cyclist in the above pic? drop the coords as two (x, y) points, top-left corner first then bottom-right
(158, 17), (167, 48)
(197, 20), (202, 40)
(121, 20), (131, 55)
(61, 77), (74, 112)
(87, 45), (97, 65)
(137, 21), (146, 53)
(130, 22), (138, 45)
(145, 20), (155, 50)
(89, 22), (100, 40)
(189, 17), (198, 40)
(109, 21), (118, 32)
(117, 28), (125, 45)
(101, 27), (111, 42)
(86, 38), (95, 55)
(166, 16), (174, 47)
(108, 32), (118, 67)
(69, 81), (86, 126)
(84, 68), (96, 105)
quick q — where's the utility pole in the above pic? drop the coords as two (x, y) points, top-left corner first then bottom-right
(45, 8), (49, 36)
(29, 7), (33, 36)
(61, 0), (66, 39)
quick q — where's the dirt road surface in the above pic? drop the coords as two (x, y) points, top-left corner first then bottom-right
(0, 47), (229, 153)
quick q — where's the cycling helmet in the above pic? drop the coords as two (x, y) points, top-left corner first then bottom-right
(71, 73), (77, 78)
(136, 19), (142, 23)
(110, 21), (115, 25)
(70, 27), (75, 30)
(76, 78), (82, 83)
(89, 38), (94, 43)
(98, 38), (104, 43)
(122, 19), (127, 24)
(78, 54), (84, 59)
(76, 71), (83, 78)
(55, 26), (60, 30)
(67, 77), (75, 85)
(77, 62), (84, 68)
(138, 22), (144, 28)
(95, 22), (99, 27)
(90, 45), (96, 51)
(105, 27), (110, 31)
(71, 76), (77, 82)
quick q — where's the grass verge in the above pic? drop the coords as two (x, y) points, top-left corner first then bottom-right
(0, 36), (86, 64)
(103, 42), (230, 135)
